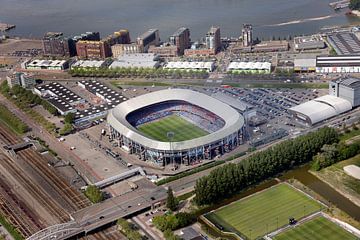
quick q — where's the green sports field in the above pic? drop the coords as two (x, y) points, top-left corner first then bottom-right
(137, 115), (208, 142)
(274, 216), (358, 240)
(206, 184), (324, 240)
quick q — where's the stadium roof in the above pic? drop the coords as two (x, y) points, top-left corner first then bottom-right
(289, 95), (352, 125)
(108, 89), (244, 151)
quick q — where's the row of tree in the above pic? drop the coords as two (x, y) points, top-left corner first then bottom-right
(194, 127), (339, 205)
(0, 82), (57, 134)
(312, 141), (360, 171)
(2, 84), (58, 115)
(69, 67), (209, 79)
(0, 104), (29, 134)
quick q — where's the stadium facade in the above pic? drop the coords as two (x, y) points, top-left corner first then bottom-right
(107, 89), (245, 166)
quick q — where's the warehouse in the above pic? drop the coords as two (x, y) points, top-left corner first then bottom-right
(327, 32), (360, 55)
(289, 95), (352, 126)
(227, 61), (271, 74)
(109, 53), (160, 69)
(294, 58), (316, 72)
(316, 55), (360, 73)
(24, 59), (69, 70)
(164, 61), (215, 72)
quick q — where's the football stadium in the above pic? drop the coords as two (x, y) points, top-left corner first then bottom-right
(107, 89), (245, 166)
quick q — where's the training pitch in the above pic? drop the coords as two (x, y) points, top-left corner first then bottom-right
(137, 115), (208, 142)
(205, 184), (324, 240)
(274, 216), (358, 240)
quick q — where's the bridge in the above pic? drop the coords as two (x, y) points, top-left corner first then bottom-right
(81, 167), (146, 190)
(27, 187), (167, 240)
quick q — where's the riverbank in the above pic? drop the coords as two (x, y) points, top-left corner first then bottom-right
(310, 154), (360, 207)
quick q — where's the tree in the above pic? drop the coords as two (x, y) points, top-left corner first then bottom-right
(84, 185), (103, 203)
(350, 0), (360, 10)
(166, 187), (178, 211)
(59, 123), (73, 136)
(64, 112), (75, 124)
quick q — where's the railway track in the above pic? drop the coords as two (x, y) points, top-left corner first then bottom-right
(0, 123), (125, 239)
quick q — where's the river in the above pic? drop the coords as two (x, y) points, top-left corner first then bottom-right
(1, 0), (360, 40)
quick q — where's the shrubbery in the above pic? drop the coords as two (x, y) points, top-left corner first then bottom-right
(84, 185), (103, 203)
(152, 212), (196, 232)
(312, 142), (360, 171)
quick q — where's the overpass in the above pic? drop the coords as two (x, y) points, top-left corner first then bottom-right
(27, 187), (166, 240)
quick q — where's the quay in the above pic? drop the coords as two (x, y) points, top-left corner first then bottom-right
(0, 23), (16, 31)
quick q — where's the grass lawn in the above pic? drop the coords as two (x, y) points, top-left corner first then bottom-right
(137, 115), (208, 142)
(206, 184), (323, 240)
(274, 216), (358, 240)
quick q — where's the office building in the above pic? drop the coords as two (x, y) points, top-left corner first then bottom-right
(136, 29), (160, 52)
(242, 24), (253, 47)
(104, 29), (131, 46)
(24, 59), (69, 70)
(42, 32), (70, 57)
(205, 27), (221, 53)
(169, 27), (190, 55)
(69, 32), (100, 56)
(6, 72), (35, 88)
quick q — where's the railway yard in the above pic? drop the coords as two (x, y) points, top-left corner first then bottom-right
(0, 123), (125, 240)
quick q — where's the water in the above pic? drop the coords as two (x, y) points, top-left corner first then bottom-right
(1, 0), (360, 40)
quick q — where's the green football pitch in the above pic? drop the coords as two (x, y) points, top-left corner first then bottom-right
(137, 115), (209, 142)
(206, 184), (324, 240)
(274, 216), (358, 240)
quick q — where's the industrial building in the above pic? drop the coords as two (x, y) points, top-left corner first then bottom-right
(24, 59), (69, 70)
(169, 27), (191, 55)
(205, 26), (221, 53)
(164, 61), (215, 72)
(327, 32), (360, 55)
(252, 40), (289, 52)
(242, 24), (253, 47)
(76, 80), (127, 124)
(329, 78), (360, 107)
(111, 43), (143, 58)
(77, 80), (127, 104)
(109, 53), (160, 69)
(294, 35), (326, 51)
(136, 29), (160, 52)
(227, 61), (272, 74)
(34, 82), (84, 115)
(316, 55), (360, 73)
(6, 72), (36, 89)
(289, 95), (352, 126)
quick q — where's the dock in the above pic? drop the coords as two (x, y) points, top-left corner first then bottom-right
(0, 23), (16, 31)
